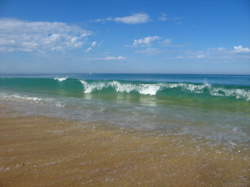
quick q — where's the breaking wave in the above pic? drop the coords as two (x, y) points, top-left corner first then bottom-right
(0, 77), (249, 101)
(79, 80), (250, 101)
(54, 77), (68, 82)
(80, 80), (161, 95)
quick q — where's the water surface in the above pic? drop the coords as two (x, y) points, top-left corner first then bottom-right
(0, 73), (249, 148)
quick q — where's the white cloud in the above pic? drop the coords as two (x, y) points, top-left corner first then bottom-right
(133, 36), (160, 47)
(85, 41), (97, 52)
(114, 13), (149, 24)
(98, 56), (126, 61)
(95, 13), (150, 24)
(0, 18), (91, 53)
(233, 45), (250, 53)
(131, 36), (177, 55)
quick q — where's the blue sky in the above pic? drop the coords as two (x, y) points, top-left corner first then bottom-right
(0, 0), (249, 74)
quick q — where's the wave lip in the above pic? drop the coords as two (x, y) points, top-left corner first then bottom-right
(80, 80), (161, 95)
(79, 80), (211, 96)
(79, 80), (212, 96)
(79, 80), (250, 101)
(163, 82), (211, 93)
(54, 77), (68, 82)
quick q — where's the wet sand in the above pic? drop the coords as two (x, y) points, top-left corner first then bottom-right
(0, 105), (249, 186)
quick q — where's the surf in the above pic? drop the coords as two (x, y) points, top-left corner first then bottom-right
(0, 77), (249, 101)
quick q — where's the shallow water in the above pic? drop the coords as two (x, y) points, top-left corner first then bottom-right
(0, 74), (249, 148)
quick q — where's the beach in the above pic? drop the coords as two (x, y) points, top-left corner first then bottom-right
(0, 104), (249, 187)
(1, 0), (249, 185)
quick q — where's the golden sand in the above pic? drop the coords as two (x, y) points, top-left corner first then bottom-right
(0, 106), (249, 186)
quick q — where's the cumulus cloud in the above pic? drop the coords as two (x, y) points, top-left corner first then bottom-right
(233, 45), (250, 53)
(85, 41), (97, 52)
(0, 18), (91, 53)
(98, 56), (126, 61)
(95, 13), (150, 24)
(131, 36), (177, 55)
(133, 36), (160, 47)
(114, 13), (149, 24)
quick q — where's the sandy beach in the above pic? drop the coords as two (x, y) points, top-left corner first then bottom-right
(1, 0), (250, 185)
(0, 105), (249, 187)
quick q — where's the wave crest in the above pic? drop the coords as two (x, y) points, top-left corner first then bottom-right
(79, 80), (250, 100)
(54, 77), (68, 82)
(80, 80), (161, 95)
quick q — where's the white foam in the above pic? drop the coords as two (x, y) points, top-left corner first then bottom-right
(112, 81), (161, 95)
(80, 80), (161, 95)
(167, 83), (250, 100)
(79, 80), (250, 100)
(55, 102), (65, 108)
(1, 94), (43, 103)
(110, 81), (135, 93)
(54, 77), (68, 82)
(0, 93), (66, 107)
(163, 82), (211, 93)
(138, 84), (161, 95)
(209, 87), (250, 101)
(80, 80), (107, 93)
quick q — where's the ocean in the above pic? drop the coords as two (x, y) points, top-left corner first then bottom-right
(0, 73), (250, 149)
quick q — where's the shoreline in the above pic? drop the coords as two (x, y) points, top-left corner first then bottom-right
(0, 105), (249, 186)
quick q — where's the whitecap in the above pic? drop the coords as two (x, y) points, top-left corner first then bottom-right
(54, 77), (68, 82)
(78, 80), (250, 101)
(80, 80), (161, 95)
(163, 82), (211, 93)
(80, 80), (107, 93)
(209, 87), (250, 101)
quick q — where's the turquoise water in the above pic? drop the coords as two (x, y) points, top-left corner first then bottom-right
(0, 74), (250, 147)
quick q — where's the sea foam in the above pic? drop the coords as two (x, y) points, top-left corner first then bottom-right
(0, 93), (65, 107)
(79, 80), (250, 100)
(80, 80), (161, 95)
(1, 94), (43, 103)
(54, 77), (68, 82)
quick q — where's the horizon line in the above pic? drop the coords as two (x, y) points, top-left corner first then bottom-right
(0, 72), (249, 76)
